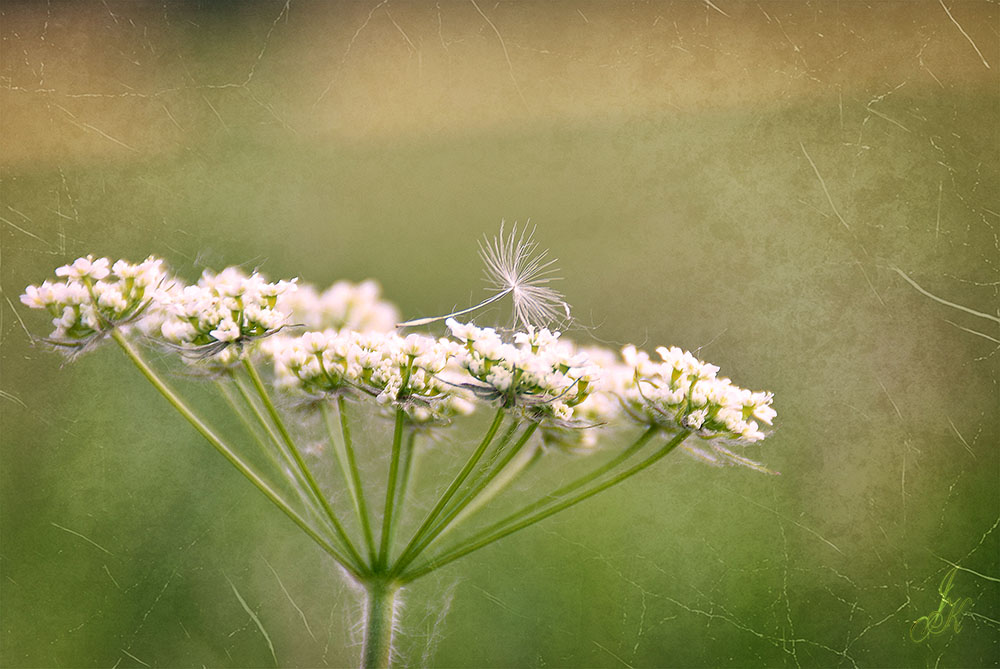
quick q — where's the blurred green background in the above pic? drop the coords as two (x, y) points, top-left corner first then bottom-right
(2, 1), (997, 667)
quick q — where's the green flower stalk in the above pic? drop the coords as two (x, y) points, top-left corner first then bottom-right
(19, 229), (777, 668)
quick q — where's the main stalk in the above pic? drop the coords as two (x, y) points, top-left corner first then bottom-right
(360, 577), (400, 669)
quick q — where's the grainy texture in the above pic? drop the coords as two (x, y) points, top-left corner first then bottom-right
(1, 1), (997, 667)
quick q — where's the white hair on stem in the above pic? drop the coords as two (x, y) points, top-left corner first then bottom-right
(399, 221), (571, 329)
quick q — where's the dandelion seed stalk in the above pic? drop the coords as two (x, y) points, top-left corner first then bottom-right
(399, 222), (570, 330)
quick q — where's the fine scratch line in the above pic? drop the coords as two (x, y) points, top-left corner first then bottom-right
(932, 554), (1000, 583)
(314, 0), (388, 106)
(891, 266), (1000, 325)
(703, 0), (730, 17)
(119, 649), (149, 668)
(262, 555), (316, 640)
(0, 389), (28, 409)
(723, 488), (845, 555)
(800, 143), (850, 230)
(935, 180), (943, 239)
(0, 215), (50, 245)
(50, 522), (113, 556)
(938, 0), (991, 69)
(4, 294), (33, 341)
(470, 0), (528, 110)
(593, 640), (635, 668)
(946, 417), (977, 459)
(944, 319), (1000, 344)
(227, 575), (278, 666)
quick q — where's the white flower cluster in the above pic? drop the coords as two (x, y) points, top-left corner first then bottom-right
(445, 318), (599, 426)
(265, 330), (475, 423)
(19, 254), (777, 466)
(542, 345), (629, 450)
(618, 345), (776, 444)
(20, 255), (166, 348)
(158, 267), (296, 365)
(277, 280), (399, 333)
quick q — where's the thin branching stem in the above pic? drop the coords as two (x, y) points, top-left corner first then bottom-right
(393, 408), (506, 573)
(388, 430), (418, 555)
(215, 379), (331, 531)
(377, 410), (407, 570)
(229, 373), (285, 455)
(400, 430), (690, 583)
(436, 421), (538, 536)
(340, 397), (377, 563)
(322, 400), (377, 564)
(215, 378), (282, 466)
(394, 420), (524, 569)
(456, 424), (659, 549)
(439, 419), (522, 522)
(242, 357), (367, 575)
(225, 373), (321, 514)
(110, 330), (363, 581)
(391, 421), (537, 577)
(450, 437), (544, 528)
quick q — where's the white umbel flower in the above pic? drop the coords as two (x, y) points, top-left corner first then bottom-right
(157, 266), (296, 364)
(20, 255), (167, 351)
(55, 255), (111, 281)
(615, 343), (777, 472)
(264, 329), (475, 424)
(445, 318), (596, 425)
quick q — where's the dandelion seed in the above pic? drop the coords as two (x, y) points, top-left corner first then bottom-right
(399, 222), (571, 330)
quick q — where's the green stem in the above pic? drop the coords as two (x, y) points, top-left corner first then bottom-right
(215, 379), (329, 528)
(361, 579), (400, 669)
(393, 408), (506, 572)
(110, 331), (362, 581)
(225, 374), (318, 509)
(391, 422), (536, 577)
(377, 410), (406, 569)
(450, 425), (658, 555)
(229, 374), (285, 458)
(451, 438), (544, 528)
(388, 430), (418, 552)
(401, 430), (690, 583)
(438, 419), (521, 522)
(441, 421), (538, 531)
(242, 357), (367, 574)
(340, 398), (378, 563)
(215, 379), (281, 470)
(323, 400), (377, 564)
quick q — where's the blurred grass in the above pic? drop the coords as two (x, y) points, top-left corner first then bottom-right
(2, 2), (998, 667)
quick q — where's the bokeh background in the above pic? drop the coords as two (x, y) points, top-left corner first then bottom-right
(2, 1), (998, 667)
